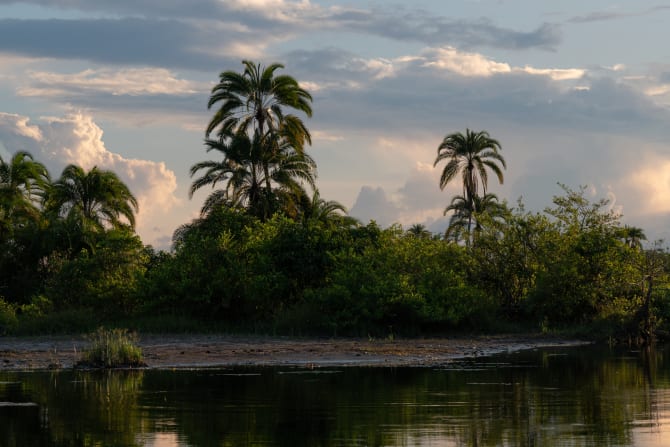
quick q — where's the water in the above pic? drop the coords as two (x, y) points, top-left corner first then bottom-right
(2, 344), (670, 446)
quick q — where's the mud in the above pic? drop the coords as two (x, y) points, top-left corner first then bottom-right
(0, 334), (590, 370)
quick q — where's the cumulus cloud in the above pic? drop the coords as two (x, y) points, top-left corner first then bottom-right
(629, 158), (670, 215)
(349, 162), (455, 231)
(0, 112), (180, 246)
(349, 186), (401, 227)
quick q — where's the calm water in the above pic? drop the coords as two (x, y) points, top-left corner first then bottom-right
(2, 344), (670, 446)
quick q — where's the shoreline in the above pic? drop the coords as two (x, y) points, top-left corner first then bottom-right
(0, 334), (591, 370)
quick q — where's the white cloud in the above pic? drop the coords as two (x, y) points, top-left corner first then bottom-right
(518, 66), (585, 81)
(18, 67), (203, 97)
(0, 112), (43, 143)
(629, 158), (670, 215)
(311, 130), (344, 142)
(0, 112), (181, 246)
(423, 46), (512, 77)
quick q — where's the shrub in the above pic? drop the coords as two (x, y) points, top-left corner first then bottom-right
(0, 297), (18, 334)
(78, 327), (145, 368)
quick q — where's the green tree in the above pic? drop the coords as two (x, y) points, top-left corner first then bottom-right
(406, 224), (432, 239)
(0, 151), (51, 303)
(620, 225), (647, 250)
(191, 129), (316, 219)
(527, 185), (636, 328)
(434, 129), (506, 233)
(298, 189), (359, 228)
(0, 150), (50, 238)
(45, 165), (138, 253)
(206, 60), (313, 196)
(444, 193), (506, 245)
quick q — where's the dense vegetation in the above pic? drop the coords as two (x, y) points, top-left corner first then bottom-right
(0, 61), (668, 341)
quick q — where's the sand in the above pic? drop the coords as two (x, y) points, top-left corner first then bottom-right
(0, 333), (590, 370)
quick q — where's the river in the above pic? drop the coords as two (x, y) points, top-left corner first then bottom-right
(2, 343), (669, 446)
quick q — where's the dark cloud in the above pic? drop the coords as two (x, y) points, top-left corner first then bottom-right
(0, 1), (563, 69)
(0, 18), (236, 70)
(568, 5), (670, 23)
(286, 48), (669, 142)
(355, 12), (561, 50)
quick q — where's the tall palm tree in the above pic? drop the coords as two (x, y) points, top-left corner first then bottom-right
(434, 129), (506, 232)
(45, 165), (138, 235)
(206, 60), (313, 195)
(0, 151), (50, 238)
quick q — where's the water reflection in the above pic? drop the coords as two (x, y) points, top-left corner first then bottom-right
(1, 345), (670, 446)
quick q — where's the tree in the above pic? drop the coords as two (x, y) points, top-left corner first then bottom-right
(406, 224), (432, 239)
(206, 61), (313, 196)
(620, 225), (647, 250)
(45, 165), (138, 253)
(444, 193), (506, 245)
(0, 151), (50, 238)
(190, 128), (316, 220)
(297, 189), (359, 228)
(434, 129), (506, 233)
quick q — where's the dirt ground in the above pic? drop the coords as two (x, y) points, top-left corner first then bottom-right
(0, 334), (591, 370)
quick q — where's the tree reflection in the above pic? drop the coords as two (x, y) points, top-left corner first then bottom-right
(2, 346), (670, 446)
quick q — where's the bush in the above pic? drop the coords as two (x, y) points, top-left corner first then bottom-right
(78, 327), (145, 368)
(0, 297), (18, 334)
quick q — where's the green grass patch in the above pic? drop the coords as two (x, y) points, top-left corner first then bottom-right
(77, 327), (146, 368)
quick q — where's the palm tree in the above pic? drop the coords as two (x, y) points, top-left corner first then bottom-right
(297, 189), (359, 228)
(191, 128), (316, 220)
(434, 129), (506, 233)
(0, 151), (50, 238)
(444, 193), (505, 244)
(45, 165), (138, 235)
(620, 225), (646, 250)
(406, 223), (431, 239)
(206, 60), (313, 195)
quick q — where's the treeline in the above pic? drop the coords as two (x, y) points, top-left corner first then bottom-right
(1, 172), (669, 339)
(1, 60), (669, 340)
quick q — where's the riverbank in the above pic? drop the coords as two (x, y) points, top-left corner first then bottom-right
(0, 334), (591, 370)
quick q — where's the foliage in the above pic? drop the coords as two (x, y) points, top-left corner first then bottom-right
(298, 226), (494, 336)
(78, 327), (145, 368)
(200, 60), (315, 221)
(0, 297), (18, 334)
(1, 66), (669, 341)
(45, 228), (149, 317)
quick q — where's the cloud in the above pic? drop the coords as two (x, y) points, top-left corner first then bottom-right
(19, 68), (203, 97)
(349, 162), (454, 230)
(0, 112), (180, 246)
(0, 17), (270, 71)
(423, 47), (512, 77)
(349, 186), (401, 227)
(14, 67), (211, 128)
(0, 1), (562, 74)
(629, 158), (670, 215)
(568, 5), (670, 23)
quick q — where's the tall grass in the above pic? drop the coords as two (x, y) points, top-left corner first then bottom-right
(78, 327), (145, 368)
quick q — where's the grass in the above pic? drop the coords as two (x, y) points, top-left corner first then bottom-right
(77, 327), (146, 368)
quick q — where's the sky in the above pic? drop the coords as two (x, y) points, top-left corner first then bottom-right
(0, 0), (669, 249)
